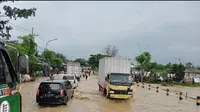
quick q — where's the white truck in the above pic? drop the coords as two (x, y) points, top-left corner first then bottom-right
(98, 57), (133, 99)
(67, 62), (82, 81)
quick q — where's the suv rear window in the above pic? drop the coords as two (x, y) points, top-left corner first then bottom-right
(39, 83), (61, 91)
(66, 76), (74, 80)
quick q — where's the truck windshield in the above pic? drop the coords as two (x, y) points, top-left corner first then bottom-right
(110, 73), (132, 83)
(0, 51), (12, 85)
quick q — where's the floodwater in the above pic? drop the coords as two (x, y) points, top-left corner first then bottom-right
(21, 75), (200, 112)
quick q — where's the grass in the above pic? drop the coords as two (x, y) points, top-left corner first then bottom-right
(175, 83), (200, 87)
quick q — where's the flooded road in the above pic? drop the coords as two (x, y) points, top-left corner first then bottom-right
(21, 75), (200, 112)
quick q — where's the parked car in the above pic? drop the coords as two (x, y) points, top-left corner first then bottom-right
(36, 79), (74, 105)
(62, 74), (78, 89)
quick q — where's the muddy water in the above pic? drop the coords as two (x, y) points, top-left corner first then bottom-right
(21, 75), (200, 112)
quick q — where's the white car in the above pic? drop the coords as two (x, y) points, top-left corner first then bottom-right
(63, 74), (78, 89)
(73, 72), (81, 81)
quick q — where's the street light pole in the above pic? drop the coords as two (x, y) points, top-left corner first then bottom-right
(45, 39), (57, 51)
(44, 39), (57, 76)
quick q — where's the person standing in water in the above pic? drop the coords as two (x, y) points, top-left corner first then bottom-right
(85, 75), (88, 80)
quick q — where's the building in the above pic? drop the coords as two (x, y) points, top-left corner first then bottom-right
(184, 69), (200, 83)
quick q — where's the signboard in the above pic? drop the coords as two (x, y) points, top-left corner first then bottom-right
(0, 101), (10, 112)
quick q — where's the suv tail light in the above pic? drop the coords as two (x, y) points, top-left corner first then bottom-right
(36, 89), (39, 96)
(60, 89), (64, 96)
(74, 80), (76, 84)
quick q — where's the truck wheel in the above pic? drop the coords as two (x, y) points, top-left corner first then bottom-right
(104, 89), (107, 96)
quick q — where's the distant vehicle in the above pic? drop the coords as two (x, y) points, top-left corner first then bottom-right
(62, 74), (78, 89)
(36, 79), (74, 105)
(73, 72), (81, 81)
(98, 57), (133, 99)
(67, 62), (82, 81)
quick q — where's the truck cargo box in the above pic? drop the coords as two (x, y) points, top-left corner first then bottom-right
(98, 57), (131, 88)
(67, 62), (81, 73)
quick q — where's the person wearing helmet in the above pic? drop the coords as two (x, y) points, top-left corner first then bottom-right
(63, 76), (68, 80)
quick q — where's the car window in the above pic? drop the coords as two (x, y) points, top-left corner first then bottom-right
(39, 83), (61, 91)
(65, 81), (72, 89)
(66, 76), (74, 80)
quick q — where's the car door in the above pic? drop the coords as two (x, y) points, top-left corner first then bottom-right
(64, 81), (71, 97)
(68, 82), (73, 97)
(65, 81), (73, 97)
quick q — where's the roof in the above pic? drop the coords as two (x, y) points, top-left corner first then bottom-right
(184, 69), (200, 73)
(41, 79), (66, 83)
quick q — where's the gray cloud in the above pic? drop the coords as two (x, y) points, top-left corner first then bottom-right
(2, 1), (200, 65)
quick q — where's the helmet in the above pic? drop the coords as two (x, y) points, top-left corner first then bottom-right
(63, 76), (67, 80)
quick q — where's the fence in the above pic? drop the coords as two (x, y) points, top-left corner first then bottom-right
(136, 83), (200, 106)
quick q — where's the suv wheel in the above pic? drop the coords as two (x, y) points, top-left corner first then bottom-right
(63, 96), (68, 105)
(71, 91), (74, 98)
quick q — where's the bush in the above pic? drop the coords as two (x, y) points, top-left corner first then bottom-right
(146, 78), (162, 84)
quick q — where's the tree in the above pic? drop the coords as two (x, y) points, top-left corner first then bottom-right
(42, 50), (56, 63)
(55, 53), (66, 62)
(74, 58), (87, 66)
(18, 34), (37, 57)
(185, 62), (194, 69)
(42, 50), (65, 68)
(88, 53), (108, 69)
(6, 34), (43, 72)
(167, 63), (186, 81)
(144, 62), (157, 72)
(0, 0), (36, 39)
(135, 52), (151, 82)
(103, 45), (119, 57)
(52, 58), (63, 68)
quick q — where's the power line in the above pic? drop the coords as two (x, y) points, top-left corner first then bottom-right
(8, 22), (46, 43)
(8, 23), (57, 53)
(9, 22), (32, 33)
(12, 28), (45, 49)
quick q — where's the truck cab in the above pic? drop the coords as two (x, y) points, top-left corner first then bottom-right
(98, 57), (133, 99)
(104, 73), (133, 99)
(0, 40), (25, 112)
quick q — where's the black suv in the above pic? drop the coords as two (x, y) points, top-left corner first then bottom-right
(36, 79), (74, 105)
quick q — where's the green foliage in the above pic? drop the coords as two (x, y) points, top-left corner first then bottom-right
(88, 53), (108, 69)
(55, 53), (66, 62)
(42, 50), (56, 62)
(74, 58), (88, 66)
(167, 63), (186, 81)
(18, 34), (37, 57)
(185, 62), (194, 69)
(135, 52), (151, 66)
(135, 52), (152, 78)
(52, 58), (63, 68)
(0, 0), (36, 39)
(42, 50), (64, 68)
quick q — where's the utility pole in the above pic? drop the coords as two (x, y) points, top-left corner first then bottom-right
(138, 42), (144, 82)
(29, 27), (38, 74)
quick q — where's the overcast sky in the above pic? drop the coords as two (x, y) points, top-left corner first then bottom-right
(2, 1), (200, 65)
